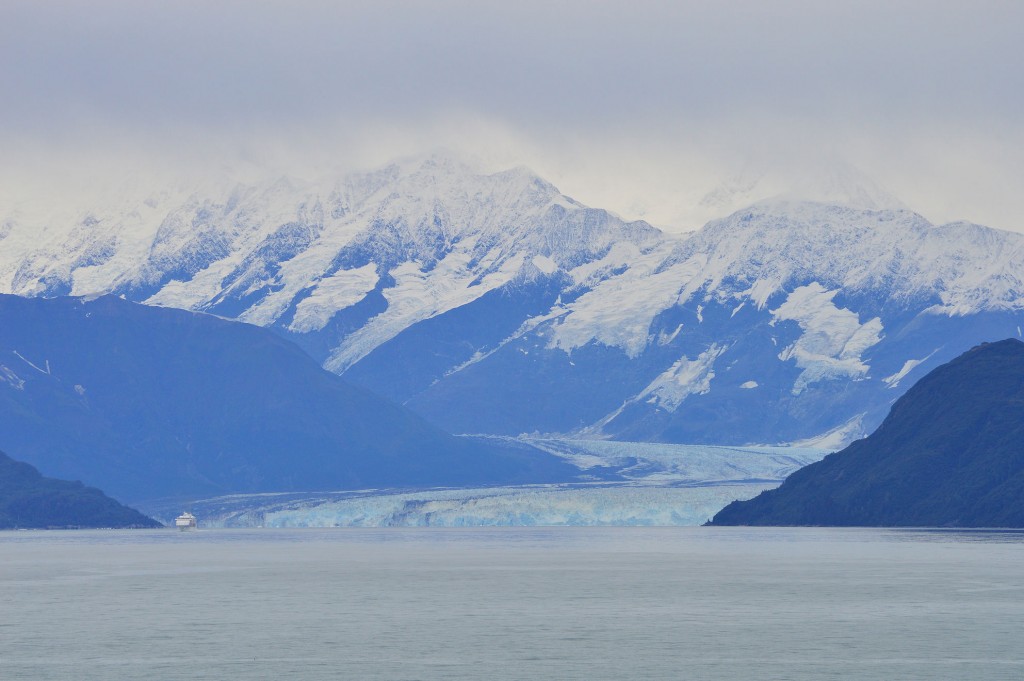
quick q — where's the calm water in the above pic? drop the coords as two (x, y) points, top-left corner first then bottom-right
(1, 527), (1022, 680)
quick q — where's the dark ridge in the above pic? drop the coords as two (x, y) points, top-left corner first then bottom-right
(0, 294), (576, 503)
(0, 449), (160, 529)
(710, 339), (1024, 527)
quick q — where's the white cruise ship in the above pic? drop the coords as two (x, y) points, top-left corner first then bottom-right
(174, 511), (198, 531)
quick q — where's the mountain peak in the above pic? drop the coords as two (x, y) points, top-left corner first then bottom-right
(778, 160), (906, 212)
(390, 149), (481, 178)
(695, 158), (906, 222)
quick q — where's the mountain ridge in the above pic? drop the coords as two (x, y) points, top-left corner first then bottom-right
(3, 155), (1024, 447)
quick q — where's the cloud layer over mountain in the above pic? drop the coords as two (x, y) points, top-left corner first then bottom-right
(2, 1), (1022, 231)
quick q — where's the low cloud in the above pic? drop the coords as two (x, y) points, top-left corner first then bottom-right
(2, 1), (1022, 231)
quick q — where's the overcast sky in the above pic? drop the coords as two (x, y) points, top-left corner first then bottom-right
(2, 0), (1022, 231)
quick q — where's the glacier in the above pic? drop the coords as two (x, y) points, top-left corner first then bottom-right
(148, 484), (780, 528)
(138, 440), (827, 527)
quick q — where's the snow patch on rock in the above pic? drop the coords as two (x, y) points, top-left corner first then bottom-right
(289, 263), (379, 333)
(547, 250), (696, 358)
(639, 343), (726, 411)
(0, 365), (25, 390)
(786, 413), (867, 450)
(325, 249), (526, 372)
(531, 254), (558, 274)
(772, 283), (883, 394)
(883, 352), (935, 389)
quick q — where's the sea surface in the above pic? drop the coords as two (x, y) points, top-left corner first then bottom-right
(1, 527), (1022, 680)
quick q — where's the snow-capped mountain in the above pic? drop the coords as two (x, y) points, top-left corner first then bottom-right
(3, 154), (1024, 447)
(677, 157), (907, 229)
(0, 154), (662, 366)
(383, 198), (1024, 445)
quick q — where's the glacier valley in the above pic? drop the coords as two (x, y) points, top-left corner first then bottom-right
(139, 441), (826, 527)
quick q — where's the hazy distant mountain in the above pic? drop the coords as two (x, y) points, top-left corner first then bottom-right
(0, 449), (159, 529)
(688, 159), (907, 227)
(0, 294), (575, 502)
(710, 339), (1024, 527)
(3, 155), (1024, 447)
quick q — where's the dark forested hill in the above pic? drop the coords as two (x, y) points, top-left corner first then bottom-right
(711, 339), (1024, 527)
(0, 449), (160, 528)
